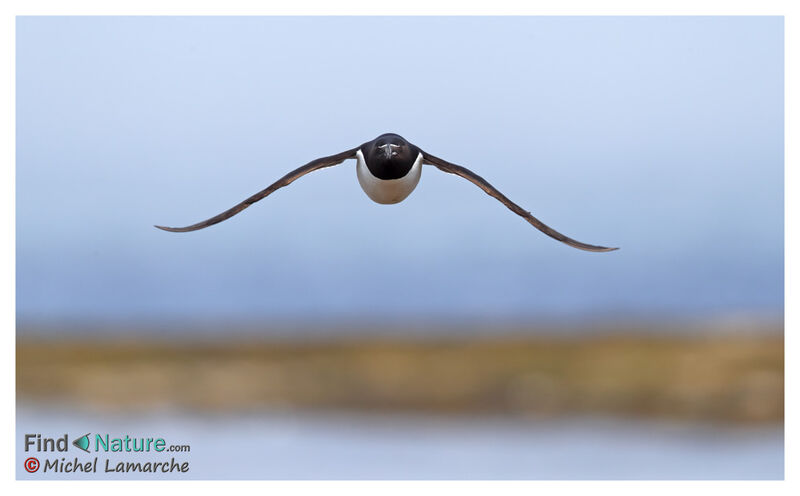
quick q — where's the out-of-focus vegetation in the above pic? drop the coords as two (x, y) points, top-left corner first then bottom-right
(17, 329), (783, 424)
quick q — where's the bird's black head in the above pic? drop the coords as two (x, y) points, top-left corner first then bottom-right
(361, 133), (421, 180)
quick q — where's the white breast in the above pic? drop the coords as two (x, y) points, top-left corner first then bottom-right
(356, 149), (423, 204)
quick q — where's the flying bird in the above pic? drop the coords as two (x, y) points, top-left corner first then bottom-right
(155, 133), (617, 252)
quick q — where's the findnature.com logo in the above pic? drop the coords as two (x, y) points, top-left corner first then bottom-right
(22, 433), (191, 475)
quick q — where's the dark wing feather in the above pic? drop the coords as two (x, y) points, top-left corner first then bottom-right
(155, 147), (359, 233)
(422, 151), (618, 252)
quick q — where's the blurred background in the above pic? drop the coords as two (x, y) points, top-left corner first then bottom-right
(16, 16), (783, 479)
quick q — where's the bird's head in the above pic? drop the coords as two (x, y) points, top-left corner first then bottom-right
(364, 133), (417, 169)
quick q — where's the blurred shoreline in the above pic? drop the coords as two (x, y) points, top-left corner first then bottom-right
(16, 313), (784, 339)
(17, 322), (783, 425)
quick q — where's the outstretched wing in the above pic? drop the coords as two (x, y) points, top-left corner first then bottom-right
(155, 147), (359, 233)
(422, 151), (618, 252)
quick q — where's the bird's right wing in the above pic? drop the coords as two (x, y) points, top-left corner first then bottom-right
(155, 146), (359, 232)
(422, 150), (618, 252)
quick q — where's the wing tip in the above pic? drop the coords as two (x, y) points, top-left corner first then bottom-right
(584, 245), (619, 253)
(566, 241), (619, 252)
(154, 224), (183, 233)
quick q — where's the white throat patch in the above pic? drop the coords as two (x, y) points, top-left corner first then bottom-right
(356, 150), (423, 204)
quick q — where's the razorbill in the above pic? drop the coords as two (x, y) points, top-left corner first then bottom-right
(155, 133), (617, 252)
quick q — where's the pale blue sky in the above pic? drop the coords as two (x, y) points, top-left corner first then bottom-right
(16, 17), (783, 327)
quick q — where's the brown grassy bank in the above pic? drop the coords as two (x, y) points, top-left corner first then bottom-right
(17, 332), (783, 423)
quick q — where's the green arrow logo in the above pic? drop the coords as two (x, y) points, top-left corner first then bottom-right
(72, 433), (90, 453)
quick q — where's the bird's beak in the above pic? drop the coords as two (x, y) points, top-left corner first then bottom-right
(378, 144), (399, 159)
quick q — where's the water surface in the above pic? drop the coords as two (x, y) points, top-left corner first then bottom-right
(17, 405), (783, 480)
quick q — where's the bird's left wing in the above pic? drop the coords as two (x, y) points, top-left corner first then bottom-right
(422, 151), (618, 252)
(155, 147), (359, 232)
